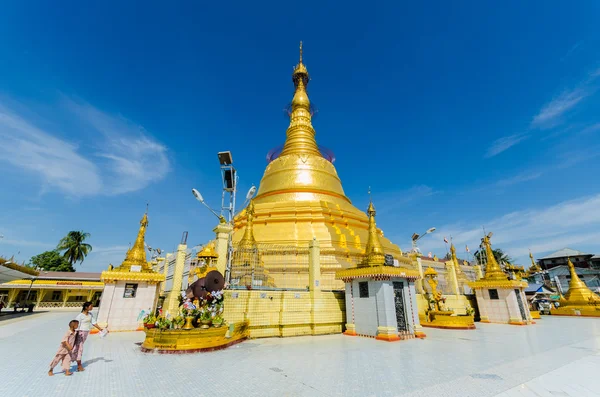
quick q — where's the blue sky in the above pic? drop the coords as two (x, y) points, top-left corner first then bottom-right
(1, 1), (600, 271)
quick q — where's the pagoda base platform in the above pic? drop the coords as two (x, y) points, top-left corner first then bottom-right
(141, 321), (249, 353)
(552, 306), (600, 318)
(420, 311), (476, 330)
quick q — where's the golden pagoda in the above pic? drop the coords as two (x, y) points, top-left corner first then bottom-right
(469, 234), (532, 325)
(101, 212), (164, 283)
(231, 43), (402, 288)
(553, 258), (600, 317)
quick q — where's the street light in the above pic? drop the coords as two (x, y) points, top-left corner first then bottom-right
(192, 188), (225, 222)
(411, 227), (436, 252)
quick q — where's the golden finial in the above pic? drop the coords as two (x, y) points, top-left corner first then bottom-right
(361, 199), (385, 267)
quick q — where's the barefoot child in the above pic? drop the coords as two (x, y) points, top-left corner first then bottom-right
(48, 320), (78, 376)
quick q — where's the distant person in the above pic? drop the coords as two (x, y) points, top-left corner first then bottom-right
(48, 320), (78, 376)
(72, 302), (108, 372)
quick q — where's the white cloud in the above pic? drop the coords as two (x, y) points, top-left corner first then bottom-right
(531, 69), (600, 129)
(495, 170), (543, 187)
(485, 134), (529, 158)
(374, 185), (438, 215)
(0, 98), (170, 197)
(0, 104), (102, 196)
(416, 194), (600, 266)
(531, 88), (589, 128)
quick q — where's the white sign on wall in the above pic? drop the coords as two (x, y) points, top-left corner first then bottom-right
(130, 265), (142, 272)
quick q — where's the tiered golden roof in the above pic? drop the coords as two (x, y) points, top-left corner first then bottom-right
(469, 235), (526, 289)
(336, 201), (418, 281)
(561, 257), (600, 306)
(101, 212), (164, 283)
(232, 43), (403, 271)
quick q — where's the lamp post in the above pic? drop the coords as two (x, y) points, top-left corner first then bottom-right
(411, 227), (436, 253)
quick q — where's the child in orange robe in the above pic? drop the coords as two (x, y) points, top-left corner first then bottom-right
(48, 320), (79, 376)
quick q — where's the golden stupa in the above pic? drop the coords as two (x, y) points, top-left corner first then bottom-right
(554, 258), (600, 314)
(231, 43), (402, 288)
(101, 212), (164, 283)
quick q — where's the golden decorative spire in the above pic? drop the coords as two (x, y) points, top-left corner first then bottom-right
(118, 211), (151, 271)
(280, 41), (320, 157)
(481, 235), (508, 281)
(450, 243), (463, 274)
(562, 257), (600, 305)
(361, 200), (385, 267)
(238, 199), (257, 249)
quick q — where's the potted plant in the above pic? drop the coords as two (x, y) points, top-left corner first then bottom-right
(199, 308), (212, 329)
(156, 317), (172, 331)
(212, 313), (224, 327)
(143, 313), (157, 329)
(173, 316), (185, 329)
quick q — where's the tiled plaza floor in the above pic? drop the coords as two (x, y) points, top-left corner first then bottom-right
(1, 312), (599, 397)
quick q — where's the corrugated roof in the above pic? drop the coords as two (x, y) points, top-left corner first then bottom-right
(540, 248), (591, 260)
(546, 266), (600, 277)
(35, 271), (102, 281)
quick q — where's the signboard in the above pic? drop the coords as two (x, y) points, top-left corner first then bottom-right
(384, 254), (394, 266)
(231, 293), (239, 299)
(130, 265), (142, 273)
(294, 293), (301, 299)
(123, 283), (138, 298)
(57, 282), (83, 286)
(260, 293), (267, 299)
(315, 280), (320, 287)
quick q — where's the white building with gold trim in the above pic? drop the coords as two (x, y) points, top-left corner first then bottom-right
(0, 271), (103, 310)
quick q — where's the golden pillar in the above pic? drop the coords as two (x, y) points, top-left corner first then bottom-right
(213, 222), (233, 276)
(164, 244), (187, 316)
(474, 265), (483, 280)
(309, 239), (322, 334)
(446, 261), (460, 296)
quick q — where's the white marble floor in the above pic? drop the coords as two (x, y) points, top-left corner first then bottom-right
(1, 312), (599, 397)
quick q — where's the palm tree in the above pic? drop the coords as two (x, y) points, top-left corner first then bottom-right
(474, 248), (513, 266)
(57, 231), (93, 266)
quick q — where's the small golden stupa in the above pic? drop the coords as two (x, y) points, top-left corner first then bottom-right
(101, 212), (164, 282)
(553, 258), (600, 317)
(469, 234), (531, 325)
(231, 43), (403, 280)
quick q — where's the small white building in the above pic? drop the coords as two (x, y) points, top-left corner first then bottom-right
(469, 235), (533, 326)
(96, 213), (164, 332)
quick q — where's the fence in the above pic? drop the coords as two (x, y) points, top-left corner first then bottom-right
(229, 243), (352, 291)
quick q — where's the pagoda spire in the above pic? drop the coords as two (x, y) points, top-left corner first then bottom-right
(361, 200), (385, 267)
(481, 235), (508, 281)
(450, 243), (463, 275)
(119, 211), (150, 271)
(279, 42), (321, 157)
(238, 199), (257, 249)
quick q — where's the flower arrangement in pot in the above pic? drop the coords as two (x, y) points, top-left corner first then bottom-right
(199, 307), (212, 329)
(156, 316), (172, 331)
(143, 313), (157, 329)
(173, 316), (185, 329)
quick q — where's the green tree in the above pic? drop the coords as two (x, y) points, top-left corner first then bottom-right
(474, 248), (513, 266)
(29, 250), (75, 272)
(57, 231), (93, 266)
